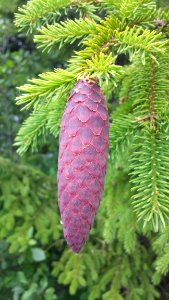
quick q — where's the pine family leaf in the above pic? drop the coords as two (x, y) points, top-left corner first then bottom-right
(15, 108), (48, 154)
(109, 114), (135, 154)
(15, 93), (66, 154)
(0, 157), (60, 253)
(14, 0), (100, 32)
(128, 53), (169, 117)
(99, 0), (122, 10)
(16, 69), (75, 109)
(125, 52), (169, 230)
(14, 0), (169, 233)
(117, 0), (156, 23)
(47, 97), (66, 137)
(153, 225), (169, 252)
(154, 244), (169, 276)
(34, 18), (98, 51)
(82, 15), (121, 52)
(109, 99), (135, 158)
(56, 248), (104, 295)
(81, 52), (123, 81)
(130, 126), (169, 231)
(101, 0), (157, 27)
(15, 0), (71, 31)
(115, 26), (167, 61)
(153, 227), (169, 282)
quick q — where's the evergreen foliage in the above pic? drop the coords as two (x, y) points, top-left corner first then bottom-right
(34, 18), (98, 50)
(0, 157), (61, 299)
(15, 0), (169, 231)
(1, 0), (169, 298)
(0, 157), (164, 299)
(14, 0), (98, 32)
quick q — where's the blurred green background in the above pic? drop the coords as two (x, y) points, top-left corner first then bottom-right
(0, 0), (169, 299)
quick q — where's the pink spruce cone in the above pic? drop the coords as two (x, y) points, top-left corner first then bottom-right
(57, 79), (109, 253)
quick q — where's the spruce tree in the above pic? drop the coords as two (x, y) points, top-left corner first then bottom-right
(11, 0), (169, 297)
(15, 0), (169, 231)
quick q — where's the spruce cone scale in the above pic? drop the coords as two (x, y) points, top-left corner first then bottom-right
(58, 79), (109, 253)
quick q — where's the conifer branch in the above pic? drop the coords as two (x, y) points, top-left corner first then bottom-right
(108, 96), (133, 159)
(82, 20), (167, 62)
(15, 109), (48, 154)
(130, 127), (169, 231)
(100, 0), (156, 25)
(14, 0), (169, 231)
(154, 244), (169, 278)
(15, 0), (71, 31)
(47, 96), (66, 136)
(16, 69), (75, 110)
(34, 18), (98, 51)
(112, 52), (169, 230)
(99, 0), (121, 10)
(16, 52), (123, 111)
(15, 92), (66, 154)
(117, 0), (156, 22)
(109, 115), (136, 155)
(115, 26), (168, 61)
(125, 53), (169, 118)
(72, 53), (123, 82)
(82, 15), (121, 51)
(153, 227), (169, 283)
(14, 0), (99, 32)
